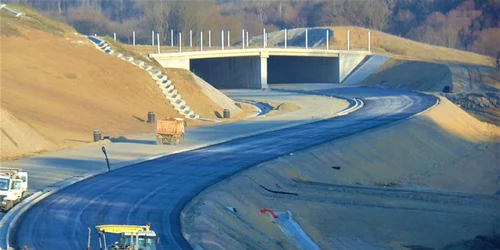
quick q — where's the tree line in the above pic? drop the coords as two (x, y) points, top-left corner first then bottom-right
(5, 0), (499, 57)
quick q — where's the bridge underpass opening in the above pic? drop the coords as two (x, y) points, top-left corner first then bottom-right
(267, 56), (339, 84)
(190, 56), (265, 89)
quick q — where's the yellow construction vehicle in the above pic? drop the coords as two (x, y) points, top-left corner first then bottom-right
(91, 224), (159, 250)
(156, 117), (185, 145)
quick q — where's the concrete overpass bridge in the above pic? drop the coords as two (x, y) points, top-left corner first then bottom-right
(150, 48), (371, 89)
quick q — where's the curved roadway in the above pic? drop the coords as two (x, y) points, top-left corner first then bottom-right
(12, 87), (437, 249)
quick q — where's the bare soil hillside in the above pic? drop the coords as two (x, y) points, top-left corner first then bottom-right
(182, 97), (500, 250)
(325, 27), (500, 125)
(0, 6), (233, 160)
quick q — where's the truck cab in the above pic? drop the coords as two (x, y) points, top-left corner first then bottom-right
(94, 224), (159, 250)
(0, 176), (23, 211)
(119, 231), (158, 250)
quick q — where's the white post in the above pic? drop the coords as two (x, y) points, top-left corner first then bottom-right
(368, 31), (371, 51)
(179, 32), (182, 52)
(200, 31), (203, 51)
(132, 31), (135, 46)
(170, 29), (173, 47)
(263, 28), (266, 48)
(284, 29), (287, 48)
(221, 30), (224, 50)
(227, 30), (230, 48)
(189, 30), (192, 47)
(347, 30), (350, 51)
(305, 28), (308, 50)
(265, 32), (268, 47)
(156, 33), (160, 54)
(113, 32), (116, 41)
(242, 29), (245, 49)
(151, 30), (154, 46)
(326, 30), (329, 50)
(209, 30), (211, 47)
(246, 31), (249, 47)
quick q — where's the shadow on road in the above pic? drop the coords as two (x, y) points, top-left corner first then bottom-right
(110, 136), (156, 145)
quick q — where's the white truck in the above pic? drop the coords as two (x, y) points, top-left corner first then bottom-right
(0, 168), (28, 211)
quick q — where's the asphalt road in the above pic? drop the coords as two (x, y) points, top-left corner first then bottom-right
(12, 86), (437, 249)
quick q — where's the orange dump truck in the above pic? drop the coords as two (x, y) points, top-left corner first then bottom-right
(156, 118), (185, 145)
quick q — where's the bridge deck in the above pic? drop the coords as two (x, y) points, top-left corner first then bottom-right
(150, 48), (370, 60)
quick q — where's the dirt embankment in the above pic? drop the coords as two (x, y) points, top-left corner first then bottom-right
(361, 58), (500, 125)
(0, 7), (236, 161)
(327, 26), (500, 125)
(182, 97), (500, 249)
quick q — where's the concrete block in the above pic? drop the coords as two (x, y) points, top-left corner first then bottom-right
(157, 80), (171, 87)
(142, 65), (153, 71)
(174, 99), (186, 107)
(165, 84), (175, 91)
(148, 70), (161, 76)
(160, 85), (174, 92)
(164, 89), (177, 96)
(153, 74), (167, 81)
(122, 56), (134, 62)
(184, 110), (195, 116)
(133, 60), (144, 67)
(166, 88), (177, 95)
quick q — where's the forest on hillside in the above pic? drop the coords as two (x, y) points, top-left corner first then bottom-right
(5, 0), (500, 57)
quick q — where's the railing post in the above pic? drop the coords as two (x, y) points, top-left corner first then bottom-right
(246, 31), (249, 47)
(151, 30), (154, 46)
(209, 30), (211, 48)
(221, 30), (224, 50)
(113, 32), (116, 41)
(326, 30), (329, 50)
(132, 31), (135, 46)
(170, 29), (173, 47)
(179, 32), (182, 52)
(200, 31), (203, 51)
(368, 31), (371, 51)
(263, 28), (266, 48)
(190, 30), (192, 47)
(284, 28), (287, 48)
(242, 29), (245, 49)
(156, 33), (160, 54)
(305, 28), (308, 50)
(227, 30), (230, 48)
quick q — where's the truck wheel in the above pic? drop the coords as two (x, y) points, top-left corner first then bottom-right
(156, 137), (163, 145)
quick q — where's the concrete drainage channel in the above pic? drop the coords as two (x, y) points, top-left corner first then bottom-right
(0, 91), (364, 250)
(86, 36), (200, 120)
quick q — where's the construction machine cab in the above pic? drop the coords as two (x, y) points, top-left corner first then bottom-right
(94, 224), (159, 250)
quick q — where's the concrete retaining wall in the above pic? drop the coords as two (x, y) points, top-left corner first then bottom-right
(339, 54), (367, 83)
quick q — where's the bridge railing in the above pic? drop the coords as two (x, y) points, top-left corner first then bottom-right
(98, 28), (372, 54)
